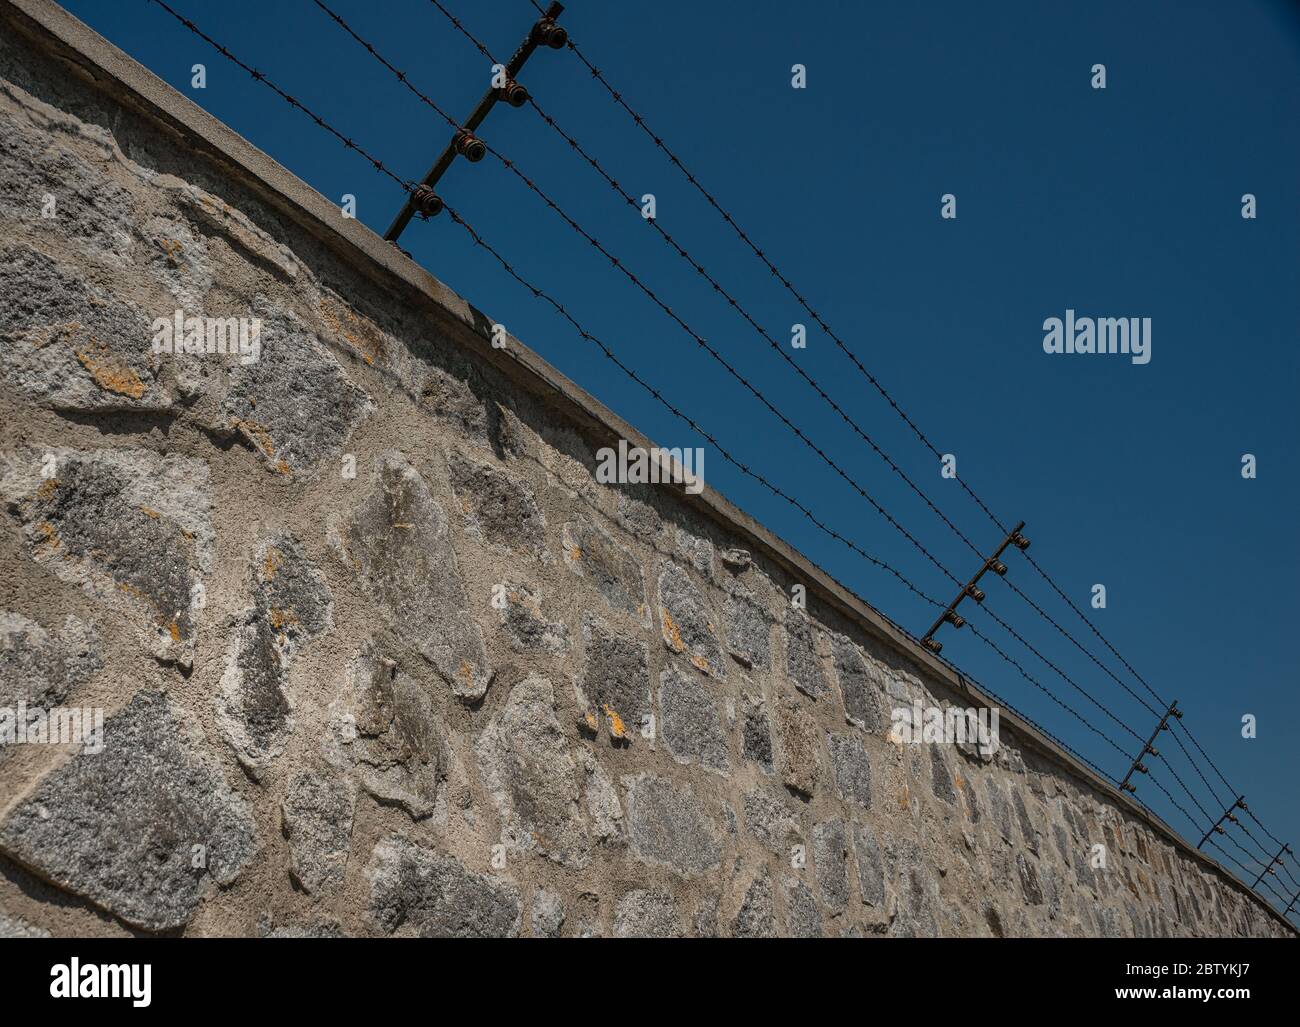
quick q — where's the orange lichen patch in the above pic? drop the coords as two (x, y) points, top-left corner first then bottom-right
(690, 654), (711, 674)
(583, 710), (599, 733)
(33, 521), (59, 549)
(268, 607), (298, 631)
(157, 238), (183, 264)
(262, 546), (282, 581)
(319, 295), (385, 367)
(75, 340), (145, 399)
(36, 477), (59, 500)
(231, 418), (293, 476)
(603, 704), (627, 740)
(140, 506), (161, 519)
(566, 545), (582, 563)
(660, 608), (685, 653)
(458, 661), (475, 687)
(899, 783), (910, 810)
(166, 620), (182, 643)
(954, 770), (964, 791)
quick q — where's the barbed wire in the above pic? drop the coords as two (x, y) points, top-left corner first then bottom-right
(515, 0), (1300, 895)
(148, 0), (1294, 925)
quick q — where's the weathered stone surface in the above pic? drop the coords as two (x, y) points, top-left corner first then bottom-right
(333, 452), (491, 699)
(218, 533), (332, 772)
(495, 583), (569, 654)
(743, 787), (802, 855)
(531, 888), (565, 938)
(262, 920), (347, 939)
(328, 639), (445, 819)
(475, 674), (588, 867)
(657, 562), (725, 678)
(623, 773), (722, 876)
(562, 519), (646, 619)
(0, 611), (99, 718)
(613, 888), (680, 937)
(252, 533), (332, 653)
(963, 774), (982, 823)
(813, 818), (850, 914)
(0, 690), (256, 931)
(142, 212), (213, 307)
(1013, 785), (1041, 854)
(674, 526), (713, 577)
(1018, 852), (1044, 905)
(0, 245), (170, 411)
(987, 779), (1013, 842)
(852, 821), (885, 907)
(784, 610), (828, 699)
(366, 835), (520, 938)
(167, 179), (301, 281)
(578, 617), (651, 730)
(420, 359), (499, 448)
(221, 309), (372, 477)
(281, 771), (354, 894)
(783, 876), (822, 937)
(0, 104), (135, 261)
(740, 692), (773, 772)
(724, 592), (770, 669)
(0, 913), (50, 938)
(1, 447), (212, 666)
(693, 892), (721, 937)
(580, 751), (624, 844)
(889, 837), (940, 938)
(719, 547), (751, 572)
(776, 696), (821, 798)
(217, 608), (292, 772)
(831, 635), (888, 732)
(447, 448), (546, 556)
(828, 732), (872, 809)
(930, 745), (957, 805)
(732, 871), (775, 938)
(659, 666), (729, 772)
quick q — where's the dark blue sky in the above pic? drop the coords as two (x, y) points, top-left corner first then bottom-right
(65, 0), (1300, 908)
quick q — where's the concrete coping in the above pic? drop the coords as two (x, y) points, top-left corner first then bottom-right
(1, 0), (1291, 935)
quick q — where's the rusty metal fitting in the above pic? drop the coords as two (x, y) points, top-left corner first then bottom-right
(966, 584), (985, 603)
(1011, 531), (1031, 550)
(944, 610), (965, 629)
(412, 186), (443, 217)
(454, 130), (487, 162)
(922, 638), (943, 654)
(989, 559), (1008, 576)
(497, 79), (530, 107)
(532, 16), (567, 49)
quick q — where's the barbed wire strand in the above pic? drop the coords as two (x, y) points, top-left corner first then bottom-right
(509, 0), (1300, 883)
(151, 0), (1292, 909)
(428, 0), (1176, 730)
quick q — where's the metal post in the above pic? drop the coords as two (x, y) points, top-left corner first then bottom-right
(920, 521), (1029, 654)
(1118, 699), (1181, 793)
(1252, 842), (1291, 889)
(1197, 795), (1246, 849)
(383, 1), (567, 242)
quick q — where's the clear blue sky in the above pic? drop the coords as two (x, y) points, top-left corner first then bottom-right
(64, 0), (1299, 910)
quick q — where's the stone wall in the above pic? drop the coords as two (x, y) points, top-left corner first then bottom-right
(0, 0), (1291, 938)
